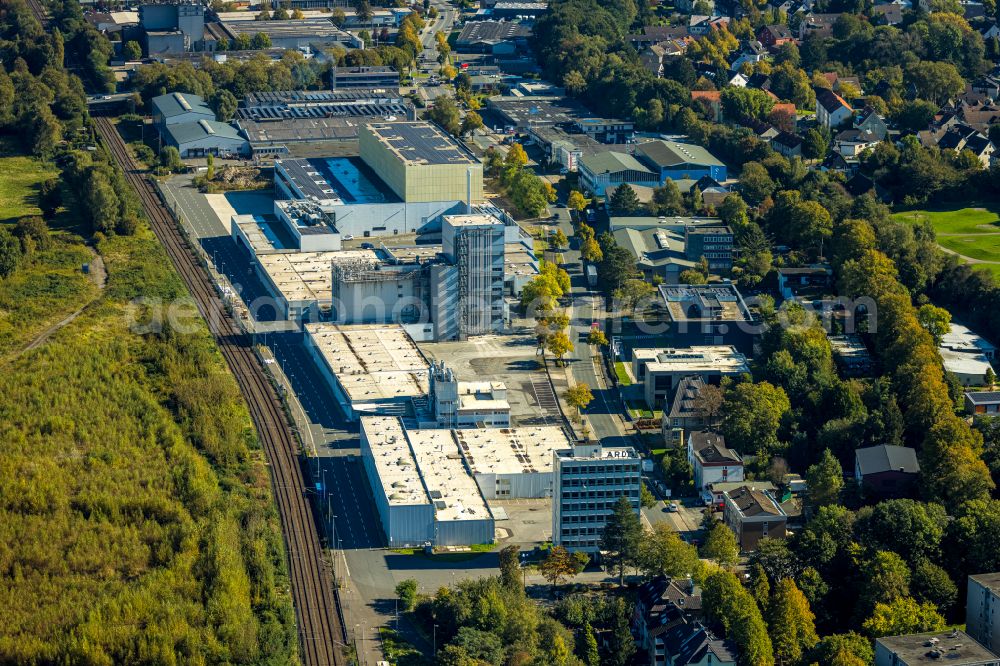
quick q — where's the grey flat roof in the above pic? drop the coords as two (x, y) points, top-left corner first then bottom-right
(457, 19), (531, 45)
(278, 156), (398, 202)
(970, 572), (1000, 592)
(876, 630), (999, 664)
(221, 18), (353, 39)
(237, 101), (412, 122)
(239, 116), (369, 144)
(365, 121), (479, 165)
(244, 89), (407, 108)
(487, 96), (589, 126)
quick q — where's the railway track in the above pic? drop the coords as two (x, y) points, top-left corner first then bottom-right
(93, 117), (344, 666)
(24, 0), (47, 25)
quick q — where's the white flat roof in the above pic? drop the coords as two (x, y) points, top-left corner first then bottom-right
(258, 250), (377, 304)
(361, 415), (428, 507)
(634, 346), (750, 374)
(457, 381), (510, 414)
(941, 322), (996, 355)
(444, 213), (505, 228)
(233, 214), (277, 255)
(941, 348), (994, 377)
(306, 323), (429, 403)
(405, 428), (492, 522)
(455, 426), (567, 475)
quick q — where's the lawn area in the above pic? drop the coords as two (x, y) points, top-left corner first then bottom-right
(615, 361), (633, 386)
(894, 205), (1000, 276)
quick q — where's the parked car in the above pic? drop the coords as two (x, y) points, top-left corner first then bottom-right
(666, 502), (679, 512)
(361, 242), (375, 250)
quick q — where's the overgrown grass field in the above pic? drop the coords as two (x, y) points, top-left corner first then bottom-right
(0, 149), (297, 662)
(0, 152), (98, 357)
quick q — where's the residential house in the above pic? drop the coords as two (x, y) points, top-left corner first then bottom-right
(972, 76), (1000, 101)
(770, 130), (803, 157)
(965, 391), (1000, 416)
(628, 25), (690, 46)
(874, 630), (1000, 666)
(757, 24), (795, 49)
(967, 573), (1000, 654)
(777, 265), (833, 299)
(798, 12), (842, 39)
(959, 102), (1000, 133)
(936, 124), (996, 168)
(688, 431), (743, 493)
(662, 376), (711, 447)
(983, 23), (1000, 40)
(691, 90), (723, 122)
(820, 151), (854, 173)
(579, 151), (659, 196)
(689, 15), (729, 36)
(727, 40), (767, 73)
(855, 444), (920, 498)
(855, 105), (889, 140)
(872, 2), (904, 25)
(770, 102), (799, 130)
(634, 586), (738, 666)
(835, 128), (881, 158)
(722, 485), (787, 552)
(641, 43), (669, 78)
(635, 139), (728, 182)
(728, 72), (750, 87)
(845, 172), (892, 202)
(816, 88), (853, 129)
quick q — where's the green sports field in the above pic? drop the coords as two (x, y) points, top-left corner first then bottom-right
(893, 206), (1000, 277)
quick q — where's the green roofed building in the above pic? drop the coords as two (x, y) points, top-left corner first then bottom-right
(162, 119), (248, 158)
(579, 151), (658, 196)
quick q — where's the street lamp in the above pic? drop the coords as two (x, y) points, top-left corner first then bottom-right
(433, 623), (438, 657)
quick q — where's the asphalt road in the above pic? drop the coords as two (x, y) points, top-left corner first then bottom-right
(546, 206), (634, 445)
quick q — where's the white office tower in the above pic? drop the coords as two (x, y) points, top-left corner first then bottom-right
(432, 214), (506, 340)
(552, 444), (642, 553)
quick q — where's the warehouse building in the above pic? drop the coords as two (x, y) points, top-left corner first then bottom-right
(273, 200), (341, 252)
(361, 416), (495, 547)
(455, 425), (567, 499)
(162, 119), (248, 158)
(359, 122), (483, 203)
(305, 323), (430, 420)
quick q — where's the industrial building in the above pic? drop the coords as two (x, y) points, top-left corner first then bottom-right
(162, 119), (248, 158)
(361, 415), (570, 545)
(634, 139), (728, 182)
(235, 89), (416, 157)
(612, 221), (733, 283)
(304, 323), (430, 420)
(552, 443), (642, 553)
(968, 573), (1000, 654)
(273, 200), (341, 252)
(360, 416), (494, 547)
(455, 20), (532, 53)
(214, 19), (361, 51)
(486, 97), (634, 142)
(139, 2), (206, 55)
(632, 345), (750, 407)
(361, 416), (495, 548)
(359, 122), (484, 203)
(430, 361), (511, 427)
(273, 121), (484, 238)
